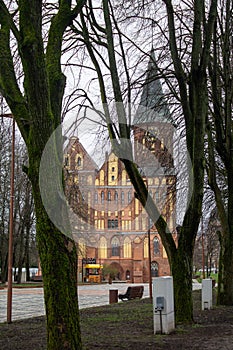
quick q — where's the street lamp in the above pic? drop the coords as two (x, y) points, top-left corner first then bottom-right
(1, 113), (15, 323)
(148, 216), (153, 301)
(201, 216), (205, 279)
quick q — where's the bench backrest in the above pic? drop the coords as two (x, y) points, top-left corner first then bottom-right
(128, 285), (144, 299)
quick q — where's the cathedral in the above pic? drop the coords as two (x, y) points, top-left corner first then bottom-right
(64, 51), (177, 283)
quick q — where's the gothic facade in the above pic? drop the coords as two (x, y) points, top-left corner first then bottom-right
(64, 51), (177, 283)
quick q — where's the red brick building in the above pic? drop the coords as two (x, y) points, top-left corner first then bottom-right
(64, 51), (177, 283)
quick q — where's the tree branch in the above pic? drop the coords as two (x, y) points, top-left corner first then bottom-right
(0, 12), (29, 141)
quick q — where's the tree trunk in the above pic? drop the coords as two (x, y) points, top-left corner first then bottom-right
(0, 1), (85, 346)
(25, 225), (31, 282)
(16, 227), (25, 284)
(32, 174), (82, 349)
(218, 234), (233, 305)
(171, 251), (193, 323)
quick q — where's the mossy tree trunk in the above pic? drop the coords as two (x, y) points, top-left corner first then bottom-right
(0, 0), (86, 348)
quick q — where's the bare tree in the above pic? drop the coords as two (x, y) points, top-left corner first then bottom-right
(0, 1), (86, 348)
(67, 0), (217, 324)
(0, 117), (36, 284)
(0, 119), (12, 283)
(206, 0), (233, 305)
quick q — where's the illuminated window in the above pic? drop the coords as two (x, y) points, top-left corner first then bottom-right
(122, 170), (127, 185)
(87, 175), (92, 185)
(144, 237), (148, 258)
(99, 236), (107, 259)
(135, 199), (139, 214)
(123, 237), (132, 258)
(100, 170), (104, 185)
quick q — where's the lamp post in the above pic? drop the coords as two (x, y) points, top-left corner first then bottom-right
(201, 216), (205, 279)
(1, 113), (15, 323)
(148, 216), (153, 301)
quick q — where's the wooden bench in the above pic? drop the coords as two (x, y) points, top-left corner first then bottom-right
(31, 275), (43, 282)
(118, 285), (144, 301)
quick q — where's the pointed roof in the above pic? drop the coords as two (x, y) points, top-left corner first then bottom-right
(133, 49), (172, 125)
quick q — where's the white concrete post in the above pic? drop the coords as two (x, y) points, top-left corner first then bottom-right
(21, 270), (26, 283)
(153, 276), (175, 334)
(202, 278), (212, 310)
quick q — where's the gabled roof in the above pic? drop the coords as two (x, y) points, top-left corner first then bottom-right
(133, 49), (172, 125)
(65, 136), (99, 171)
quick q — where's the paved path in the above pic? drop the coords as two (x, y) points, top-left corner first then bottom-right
(0, 281), (201, 323)
(0, 283), (149, 323)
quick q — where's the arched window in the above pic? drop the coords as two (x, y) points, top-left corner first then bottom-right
(99, 236), (107, 259)
(101, 191), (104, 203)
(153, 237), (160, 256)
(151, 261), (159, 277)
(128, 191), (132, 203)
(114, 191), (118, 202)
(123, 237), (132, 258)
(94, 192), (98, 204)
(125, 270), (130, 280)
(121, 191), (125, 203)
(111, 236), (120, 256)
(64, 154), (70, 168)
(75, 154), (83, 169)
(144, 237), (148, 258)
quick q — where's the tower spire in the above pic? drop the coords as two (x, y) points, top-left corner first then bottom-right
(134, 48), (171, 125)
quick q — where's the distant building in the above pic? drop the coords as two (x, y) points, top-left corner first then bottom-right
(64, 51), (177, 283)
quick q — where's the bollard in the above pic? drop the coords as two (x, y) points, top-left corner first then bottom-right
(109, 289), (118, 304)
(202, 279), (212, 310)
(153, 276), (175, 334)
